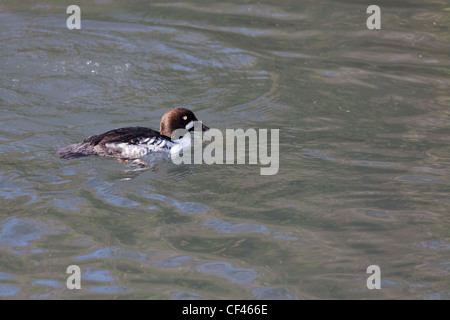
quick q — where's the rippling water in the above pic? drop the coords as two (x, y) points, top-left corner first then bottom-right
(0, 0), (449, 299)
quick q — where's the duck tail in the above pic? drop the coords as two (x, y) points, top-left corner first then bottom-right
(56, 143), (96, 159)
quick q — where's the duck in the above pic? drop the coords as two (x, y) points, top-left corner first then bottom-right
(56, 108), (209, 161)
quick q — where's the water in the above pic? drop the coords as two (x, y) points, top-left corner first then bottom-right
(0, 0), (449, 299)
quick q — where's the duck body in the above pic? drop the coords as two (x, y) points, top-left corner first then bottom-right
(56, 108), (208, 160)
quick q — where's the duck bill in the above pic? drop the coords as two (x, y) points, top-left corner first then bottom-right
(188, 122), (209, 132)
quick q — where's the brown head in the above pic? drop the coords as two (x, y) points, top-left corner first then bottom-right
(159, 108), (209, 138)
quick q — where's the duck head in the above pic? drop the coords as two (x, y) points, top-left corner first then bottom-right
(160, 108), (209, 139)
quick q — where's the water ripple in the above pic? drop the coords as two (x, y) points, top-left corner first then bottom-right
(172, 291), (205, 300)
(0, 284), (20, 297)
(417, 241), (450, 250)
(0, 272), (16, 280)
(75, 247), (147, 262)
(203, 220), (269, 234)
(302, 149), (335, 161)
(31, 280), (63, 288)
(395, 175), (442, 183)
(420, 293), (444, 300)
(252, 287), (298, 300)
(89, 285), (132, 294)
(0, 217), (61, 250)
(196, 261), (259, 285)
(0, 172), (37, 202)
(153, 255), (195, 268)
(82, 269), (115, 282)
(138, 190), (209, 214)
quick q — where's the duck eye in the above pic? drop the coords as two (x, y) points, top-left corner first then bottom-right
(183, 116), (188, 120)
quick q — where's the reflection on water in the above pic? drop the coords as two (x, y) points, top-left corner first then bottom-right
(172, 291), (205, 300)
(89, 286), (132, 294)
(76, 248), (147, 262)
(203, 220), (270, 234)
(153, 255), (195, 268)
(0, 284), (21, 297)
(82, 269), (115, 282)
(195, 261), (260, 285)
(0, 217), (62, 253)
(0, 0), (449, 299)
(252, 287), (298, 300)
(32, 280), (63, 288)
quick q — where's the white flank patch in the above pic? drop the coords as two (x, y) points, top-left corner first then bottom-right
(170, 134), (192, 156)
(106, 140), (174, 158)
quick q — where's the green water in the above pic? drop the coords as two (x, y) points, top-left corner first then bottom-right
(0, 0), (449, 299)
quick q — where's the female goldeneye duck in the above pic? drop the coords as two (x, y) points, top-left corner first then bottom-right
(56, 108), (209, 161)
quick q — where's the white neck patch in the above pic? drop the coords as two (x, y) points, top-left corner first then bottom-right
(185, 120), (194, 131)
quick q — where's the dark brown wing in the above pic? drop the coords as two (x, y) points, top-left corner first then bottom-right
(83, 127), (168, 146)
